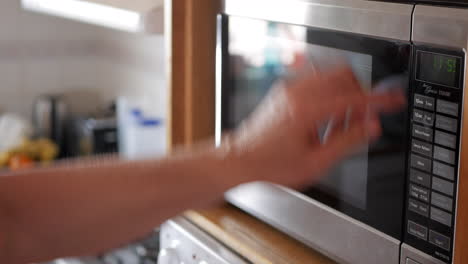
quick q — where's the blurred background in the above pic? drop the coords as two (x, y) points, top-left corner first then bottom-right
(0, 0), (169, 263)
(0, 0), (168, 170)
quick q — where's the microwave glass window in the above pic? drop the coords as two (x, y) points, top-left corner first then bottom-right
(417, 51), (461, 88)
(304, 45), (373, 90)
(317, 150), (368, 210)
(227, 18), (373, 126)
(223, 15), (410, 238)
(228, 17), (373, 210)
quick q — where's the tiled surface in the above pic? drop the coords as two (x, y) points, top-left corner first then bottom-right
(0, 0), (167, 119)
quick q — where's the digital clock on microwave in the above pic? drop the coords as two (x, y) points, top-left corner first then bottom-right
(416, 51), (462, 89)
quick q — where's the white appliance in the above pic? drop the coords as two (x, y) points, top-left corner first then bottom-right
(158, 217), (248, 264)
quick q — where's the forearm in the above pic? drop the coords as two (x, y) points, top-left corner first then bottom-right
(0, 141), (244, 264)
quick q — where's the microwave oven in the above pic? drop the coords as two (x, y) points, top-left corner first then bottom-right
(216, 0), (468, 263)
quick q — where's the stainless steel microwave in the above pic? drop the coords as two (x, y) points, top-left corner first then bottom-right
(215, 0), (468, 263)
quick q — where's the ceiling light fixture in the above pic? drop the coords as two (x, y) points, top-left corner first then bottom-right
(21, 0), (164, 33)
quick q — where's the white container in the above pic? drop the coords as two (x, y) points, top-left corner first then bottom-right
(0, 114), (32, 152)
(118, 97), (167, 160)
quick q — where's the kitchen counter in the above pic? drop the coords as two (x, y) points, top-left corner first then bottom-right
(185, 204), (336, 264)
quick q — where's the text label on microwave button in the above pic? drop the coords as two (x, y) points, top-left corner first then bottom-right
(409, 198), (429, 217)
(429, 230), (451, 251)
(411, 154), (432, 173)
(414, 109), (434, 126)
(412, 140), (433, 157)
(410, 169), (431, 188)
(410, 184), (430, 202)
(415, 95), (424, 108)
(412, 125), (433, 142)
(408, 221), (428, 240)
(415, 94), (435, 111)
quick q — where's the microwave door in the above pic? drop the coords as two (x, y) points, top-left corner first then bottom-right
(223, 13), (411, 236)
(219, 2), (413, 262)
(303, 25), (411, 238)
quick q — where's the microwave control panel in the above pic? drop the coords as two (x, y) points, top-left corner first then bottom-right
(404, 46), (465, 263)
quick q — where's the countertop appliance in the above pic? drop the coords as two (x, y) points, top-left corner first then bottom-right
(216, 0), (468, 263)
(159, 217), (249, 264)
(66, 116), (118, 157)
(33, 94), (67, 154)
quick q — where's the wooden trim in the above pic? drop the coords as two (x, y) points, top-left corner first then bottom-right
(167, 0), (219, 148)
(186, 205), (337, 264)
(454, 74), (468, 263)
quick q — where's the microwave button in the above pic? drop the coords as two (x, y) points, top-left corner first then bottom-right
(410, 169), (431, 188)
(406, 258), (421, 264)
(432, 177), (454, 196)
(429, 230), (451, 251)
(435, 131), (457, 149)
(436, 115), (458, 133)
(409, 198), (429, 217)
(409, 189), (420, 200)
(437, 99), (459, 117)
(424, 113), (434, 126)
(424, 97), (435, 110)
(413, 110), (424, 123)
(414, 109), (434, 126)
(412, 140), (433, 157)
(420, 193), (429, 203)
(433, 146), (456, 165)
(412, 125), (433, 142)
(433, 161), (455, 181)
(425, 95), (435, 110)
(431, 192), (453, 212)
(408, 221), (428, 240)
(414, 94), (425, 109)
(410, 184), (430, 202)
(411, 154), (432, 173)
(430, 207), (452, 227)
(408, 199), (419, 214)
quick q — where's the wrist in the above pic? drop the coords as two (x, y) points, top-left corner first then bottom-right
(214, 134), (255, 187)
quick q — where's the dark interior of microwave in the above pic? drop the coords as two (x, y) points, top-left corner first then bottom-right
(220, 15), (412, 239)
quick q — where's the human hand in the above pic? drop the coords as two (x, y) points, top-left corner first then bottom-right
(227, 67), (405, 188)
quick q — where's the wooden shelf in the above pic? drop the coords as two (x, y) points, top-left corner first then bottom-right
(185, 204), (337, 264)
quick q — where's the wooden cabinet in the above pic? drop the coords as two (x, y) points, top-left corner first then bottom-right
(454, 88), (468, 264)
(166, 0), (219, 148)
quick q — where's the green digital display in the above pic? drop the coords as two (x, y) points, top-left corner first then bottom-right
(433, 55), (456, 73)
(417, 52), (460, 88)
